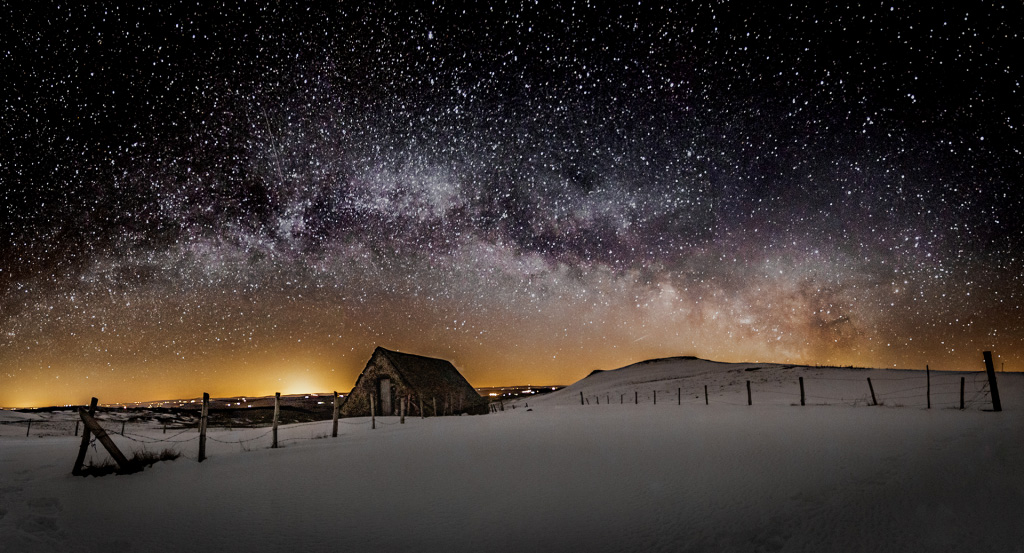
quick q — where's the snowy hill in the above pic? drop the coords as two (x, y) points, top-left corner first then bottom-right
(0, 410), (43, 422)
(514, 357), (1011, 411)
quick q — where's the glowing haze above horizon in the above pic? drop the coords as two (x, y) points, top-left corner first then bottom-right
(2, 2), (1022, 407)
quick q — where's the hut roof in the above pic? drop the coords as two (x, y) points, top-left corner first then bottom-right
(374, 347), (476, 392)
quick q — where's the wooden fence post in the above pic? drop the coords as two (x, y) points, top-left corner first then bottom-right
(983, 351), (1002, 412)
(580, 391), (584, 405)
(960, 377), (965, 410)
(867, 378), (877, 406)
(620, 394), (623, 404)
(75, 420), (80, 436)
(198, 392), (209, 462)
(72, 397), (99, 475)
(272, 392), (280, 447)
(332, 391), (340, 438)
(704, 385), (708, 405)
(26, 420), (31, 437)
(926, 365), (931, 409)
(77, 408), (134, 473)
(746, 381), (752, 406)
(678, 387), (681, 405)
(121, 421), (126, 436)
(654, 390), (657, 405)
(596, 395), (599, 405)
(799, 377), (805, 406)
(635, 391), (638, 404)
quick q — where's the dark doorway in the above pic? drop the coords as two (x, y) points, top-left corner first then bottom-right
(379, 377), (393, 415)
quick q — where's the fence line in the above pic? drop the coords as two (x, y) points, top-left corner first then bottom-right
(2, 367), (1009, 475)
(53, 412), (411, 472)
(567, 371), (997, 410)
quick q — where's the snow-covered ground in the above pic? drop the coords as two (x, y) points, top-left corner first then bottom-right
(2, 359), (1022, 552)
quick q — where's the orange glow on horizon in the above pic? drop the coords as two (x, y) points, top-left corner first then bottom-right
(2, 335), (1017, 408)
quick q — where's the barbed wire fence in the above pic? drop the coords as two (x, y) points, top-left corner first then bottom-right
(1, 361), (1010, 473)
(567, 370), (1000, 411)
(1, 395), (410, 472)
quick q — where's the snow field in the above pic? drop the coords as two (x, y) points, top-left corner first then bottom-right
(2, 362), (1022, 552)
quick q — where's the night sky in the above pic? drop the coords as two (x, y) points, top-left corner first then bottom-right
(2, 2), (1022, 407)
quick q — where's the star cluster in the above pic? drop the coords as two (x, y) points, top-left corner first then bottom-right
(2, 2), (1022, 406)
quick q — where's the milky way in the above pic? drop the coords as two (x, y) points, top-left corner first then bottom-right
(2, 2), (1022, 406)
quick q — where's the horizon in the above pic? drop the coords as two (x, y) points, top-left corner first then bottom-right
(2, 352), (1014, 410)
(3, 3), (1021, 409)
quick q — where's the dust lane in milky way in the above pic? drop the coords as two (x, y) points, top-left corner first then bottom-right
(2, 2), (1022, 406)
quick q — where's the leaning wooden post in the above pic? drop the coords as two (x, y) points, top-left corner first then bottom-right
(799, 377), (805, 406)
(580, 391), (584, 405)
(960, 377), (965, 410)
(72, 397), (99, 475)
(198, 392), (209, 462)
(867, 378), (878, 406)
(26, 420), (31, 437)
(746, 381), (752, 406)
(926, 364), (931, 409)
(332, 391), (340, 438)
(121, 421), (126, 436)
(75, 420), (80, 436)
(982, 351), (1003, 412)
(77, 407), (134, 473)
(272, 392), (280, 447)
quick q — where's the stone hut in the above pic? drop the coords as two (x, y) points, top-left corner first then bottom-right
(340, 347), (489, 417)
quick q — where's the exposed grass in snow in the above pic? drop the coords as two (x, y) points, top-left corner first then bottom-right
(75, 448), (182, 477)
